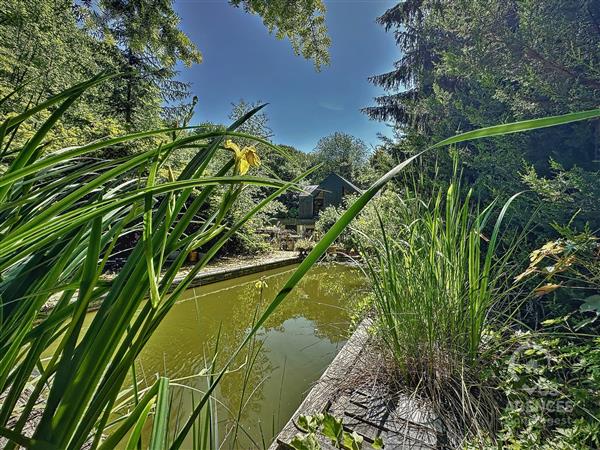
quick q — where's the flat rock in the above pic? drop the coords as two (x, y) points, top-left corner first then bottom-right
(269, 319), (439, 450)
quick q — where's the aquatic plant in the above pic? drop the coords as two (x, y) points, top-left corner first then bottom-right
(0, 74), (311, 449)
(363, 177), (520, 375)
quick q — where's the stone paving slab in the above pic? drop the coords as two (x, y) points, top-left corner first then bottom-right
(269, 320), (439, 450)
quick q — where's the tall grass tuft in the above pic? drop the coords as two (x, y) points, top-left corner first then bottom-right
(357, 173), (526, 444)
(364, 177), (520, 378)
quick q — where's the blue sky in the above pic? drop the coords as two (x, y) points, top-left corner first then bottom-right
(174, 0), (398, 152)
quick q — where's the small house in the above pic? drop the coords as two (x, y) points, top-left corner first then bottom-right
(279, 173), (362, 235)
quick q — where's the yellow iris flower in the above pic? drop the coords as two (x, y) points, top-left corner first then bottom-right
(224, 140), (261, 175)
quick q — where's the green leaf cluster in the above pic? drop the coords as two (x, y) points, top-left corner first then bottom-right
(0, 75), (309, 449)
(291, 413), (375, 450)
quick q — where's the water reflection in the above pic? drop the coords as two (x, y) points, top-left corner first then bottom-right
(133, 262), (364, 448)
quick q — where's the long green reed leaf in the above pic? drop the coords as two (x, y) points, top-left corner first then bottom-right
(149, 378), (170, 450)
(431, 109), (600, 149)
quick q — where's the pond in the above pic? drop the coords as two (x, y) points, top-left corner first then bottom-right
(120, 262), (365, 448)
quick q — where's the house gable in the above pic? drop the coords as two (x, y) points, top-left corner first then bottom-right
(298, 173), (361, 220)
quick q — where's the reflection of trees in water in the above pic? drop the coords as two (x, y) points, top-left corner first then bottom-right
(212, 263), (366, 447)
(132, 263), (365, 448)
(230, 263), (365, 342)
(208, 263), (365, 353)
(282, 263), (366, 340)
(218, 336), (275, 428)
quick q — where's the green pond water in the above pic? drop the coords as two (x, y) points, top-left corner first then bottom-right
(110, 262), (364, 448)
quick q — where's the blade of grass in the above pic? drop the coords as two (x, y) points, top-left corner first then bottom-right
(431, 108), (600, 149)
(149, 377), (170, 450)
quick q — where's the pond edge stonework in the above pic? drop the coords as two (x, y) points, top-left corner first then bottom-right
(270, 319), (440, 450)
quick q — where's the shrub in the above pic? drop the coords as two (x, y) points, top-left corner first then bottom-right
(314, 196), (356, 251)
(294, 238), (315, 255)
(472, 228), (600, 449)
(472, 328), (600, 450)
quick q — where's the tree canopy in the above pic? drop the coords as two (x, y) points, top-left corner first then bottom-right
(229, 0), (330, 70)
(365, 0), (600, 232)
(0, 0), (331, 144)
(80, 0), (202, 129)
(310, 132), (370, 184)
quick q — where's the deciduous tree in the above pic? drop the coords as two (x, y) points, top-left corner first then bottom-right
(311, 132), (369, 184)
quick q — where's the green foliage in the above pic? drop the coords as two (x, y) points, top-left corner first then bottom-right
(0, 0), (126, 148)
(522, 161), (600, 232)
(347, 189), (410, 249)
(81, 0), (202, 129)
(367, 0), (600, 235)
(215, 189), (286, 255)
(313, 192), (396, 252)
(469, 328), (600, 450)
(368, 0), (600, 130)
(0, 76), (305, 449)
(291, 413), (367, 450)
(290, 432), (320, 450)
(355, 147), (396, 187)
(462, 226), (600, 449)
(310, 132), (369, 185)
(319, 188), (435, 254)
(314, 203), (343, 238)
(229, 0), (331, 70)
(494, 227), (600, 448)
